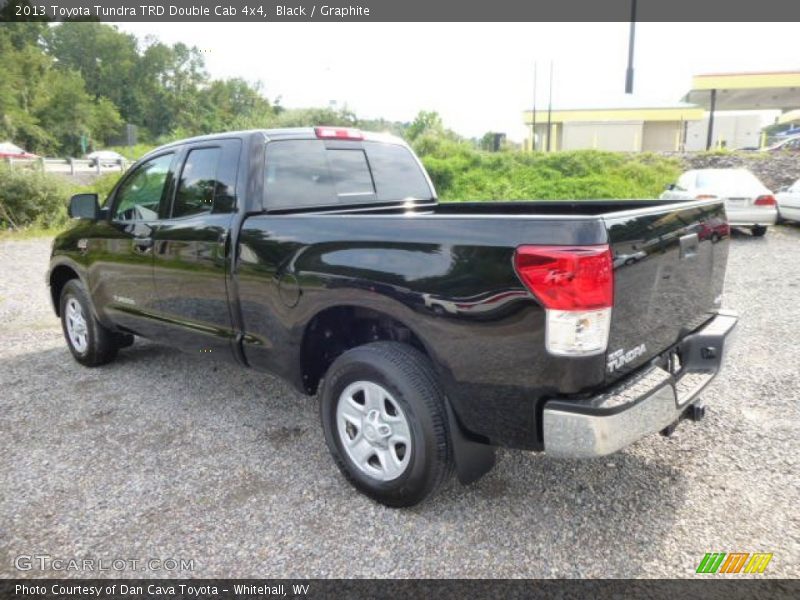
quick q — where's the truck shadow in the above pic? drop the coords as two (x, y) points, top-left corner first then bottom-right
(2, 339), (685, 578)
(730, 228), (767, 241)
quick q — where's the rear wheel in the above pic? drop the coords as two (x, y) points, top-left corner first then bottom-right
(60, 279), (121, 367)
(319, 341), (453, 507)
(751, 225), (768, 237)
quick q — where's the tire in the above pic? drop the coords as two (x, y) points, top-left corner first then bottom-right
(59, 279), (120, 367)
(751, 225), (768, 237)
(319, 341), (453, 507)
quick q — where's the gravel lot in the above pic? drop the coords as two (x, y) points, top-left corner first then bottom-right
(1, 227), (799, 578)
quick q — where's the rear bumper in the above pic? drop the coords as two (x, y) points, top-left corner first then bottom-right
(542, 311), (738, 458)
(726, 206), (777, 226)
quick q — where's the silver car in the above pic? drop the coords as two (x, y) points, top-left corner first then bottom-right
(661, 168), (777, 237)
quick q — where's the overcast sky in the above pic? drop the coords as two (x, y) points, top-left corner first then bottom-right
(116, 22), (799, 141)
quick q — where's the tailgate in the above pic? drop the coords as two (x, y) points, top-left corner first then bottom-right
(602, 200), (729, 382)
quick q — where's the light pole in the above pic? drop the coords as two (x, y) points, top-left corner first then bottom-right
(625, 0), (637, 94)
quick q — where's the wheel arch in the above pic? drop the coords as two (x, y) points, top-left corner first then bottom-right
(49, 263), (81, 317)
(299, 304), (435, 396)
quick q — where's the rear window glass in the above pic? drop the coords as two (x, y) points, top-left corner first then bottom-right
(363, 142), (432, 201)
(696, 170), (763, 190)
(264, 139), (432, 209)
(327, 149), (375, 199)
(265, 140), (334, 208)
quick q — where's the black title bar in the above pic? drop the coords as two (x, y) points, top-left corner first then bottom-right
(3, 0), (800, 22)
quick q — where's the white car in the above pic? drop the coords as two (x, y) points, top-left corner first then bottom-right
(85, 150), (126, 167)
(661, 168), (777, 237)
(776, 179), (800, 223)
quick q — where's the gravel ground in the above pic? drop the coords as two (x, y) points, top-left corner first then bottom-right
(1, 227), (799, 579)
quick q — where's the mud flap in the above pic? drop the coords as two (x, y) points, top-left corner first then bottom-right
(444, 397), (496, 485)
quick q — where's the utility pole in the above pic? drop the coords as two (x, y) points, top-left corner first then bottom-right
(625, 0), (637, 93)
(531, 62), (537, 151)
(706, 89), (717, 150)
(546, 60), (554, 152)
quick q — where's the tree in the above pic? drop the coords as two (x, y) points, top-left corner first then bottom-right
(45, 23), (140, 117)
(406, 111), (445, 141)
(90, 97), (123, 147)
(33, 69), (97, 155)
(0, 26), (52, 150)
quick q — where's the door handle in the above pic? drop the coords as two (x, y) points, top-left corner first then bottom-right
(133, 237), (153, 250)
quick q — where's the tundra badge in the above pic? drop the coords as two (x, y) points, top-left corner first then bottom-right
(607, 344), (647, 372)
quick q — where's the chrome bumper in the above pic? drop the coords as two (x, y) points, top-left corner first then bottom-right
(543, 311), (738, 458)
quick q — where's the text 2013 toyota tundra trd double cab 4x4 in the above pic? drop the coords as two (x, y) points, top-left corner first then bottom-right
(48, 127), (737, 506)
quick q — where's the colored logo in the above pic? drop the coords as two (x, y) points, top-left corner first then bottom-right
(696, 552), (773, 574)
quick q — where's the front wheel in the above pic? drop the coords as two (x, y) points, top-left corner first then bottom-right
(60, 279), (121, 367)
(751, 225), (768, 237)
(319, 342), (453, 507)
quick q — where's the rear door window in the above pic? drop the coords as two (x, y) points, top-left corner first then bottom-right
(172, 147), (222, 218)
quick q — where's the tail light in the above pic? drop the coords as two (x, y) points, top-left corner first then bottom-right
(696, 194), (718, 200)
(314, 126), (364, 141)
(754, 194), (776, 206)
(514, 245), (613, 356)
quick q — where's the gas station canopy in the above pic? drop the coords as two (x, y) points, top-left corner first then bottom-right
(683, 71), (800, 111)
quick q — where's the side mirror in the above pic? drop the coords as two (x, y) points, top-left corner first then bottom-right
(664, 183), (676, 191)
(68, 193), (99, 220)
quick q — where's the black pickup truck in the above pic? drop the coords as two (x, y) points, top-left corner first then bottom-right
(49, 127), (737, 506)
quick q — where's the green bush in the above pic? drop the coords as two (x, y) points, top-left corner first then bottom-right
(80, 171), (123, 203)
(0, 166), (126, 233)
(0, 166), (75, 229)
(420, 148), (683, 201)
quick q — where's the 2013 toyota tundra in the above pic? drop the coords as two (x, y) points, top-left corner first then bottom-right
(48, 127), (738, 506)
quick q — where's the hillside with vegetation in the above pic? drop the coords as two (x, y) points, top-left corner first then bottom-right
(1, 22), (687, 231)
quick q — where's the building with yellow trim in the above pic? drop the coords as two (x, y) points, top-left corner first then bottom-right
(524, 104), (704, 152)
(523, 71), (800, 152)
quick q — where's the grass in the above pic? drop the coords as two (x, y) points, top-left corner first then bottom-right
(0, 225), (62, 241)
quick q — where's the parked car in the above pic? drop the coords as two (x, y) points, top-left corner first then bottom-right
(696, 216), (731, 243)
(776, 179), (800, 223)
(48, 127), (737, 507)
(762, 134), (800, 153)
(661, 168), (777, 236)
(85, 150), (126, 167)
(0, 141), (37, 159)
(612, 250), (647, 268)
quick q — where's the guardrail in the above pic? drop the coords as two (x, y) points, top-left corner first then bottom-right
(3, 157), (131, 175)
